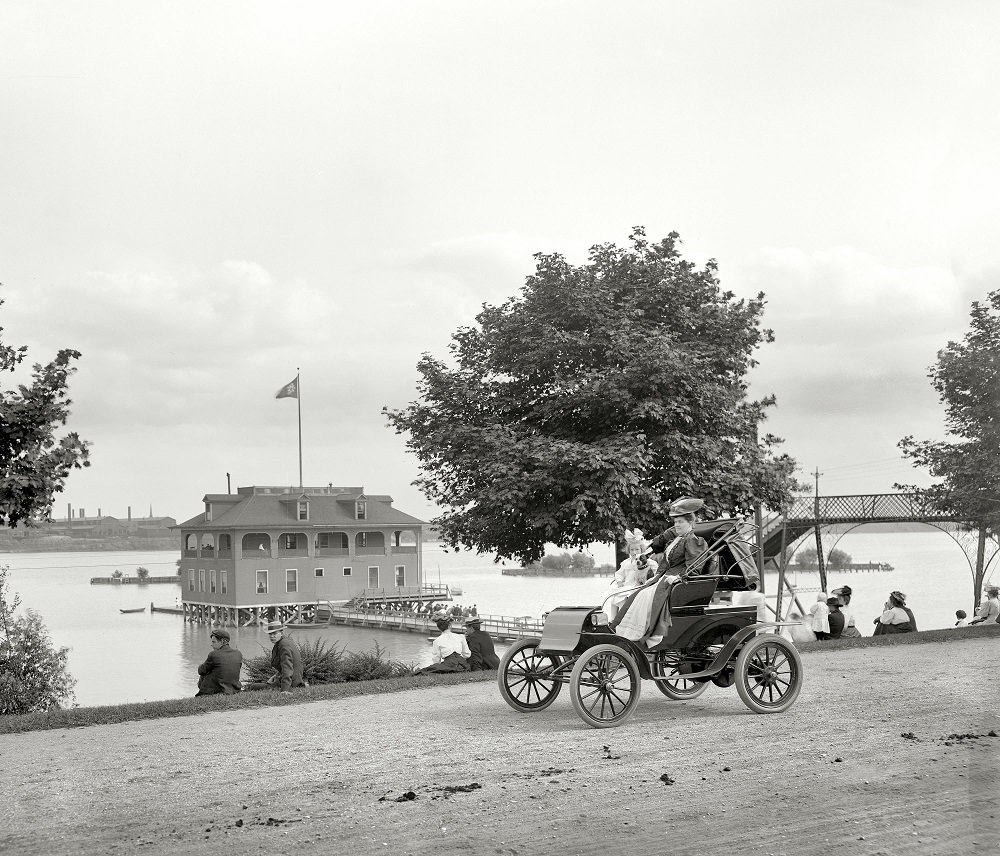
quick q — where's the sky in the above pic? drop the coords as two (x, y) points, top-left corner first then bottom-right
(1, 1), (999, 527)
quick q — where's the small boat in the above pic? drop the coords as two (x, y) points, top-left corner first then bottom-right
(119, 607), (146, 614)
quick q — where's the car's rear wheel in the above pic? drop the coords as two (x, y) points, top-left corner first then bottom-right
(735, 635), (803, 714)
(569, 644), (641, 728)
(498, 638), (563, 712)
(650, 650), (710, 700)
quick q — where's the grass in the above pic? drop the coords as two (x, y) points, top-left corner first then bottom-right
(0, 669), (497, 736)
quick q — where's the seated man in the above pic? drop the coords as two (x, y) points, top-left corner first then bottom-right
(466, 616), (500, 671)
(195, 628), (243, 696)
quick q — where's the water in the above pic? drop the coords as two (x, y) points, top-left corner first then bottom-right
(2, 530), (990, 708)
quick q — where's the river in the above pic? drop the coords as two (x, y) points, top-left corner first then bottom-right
(2, 529), (992, 707)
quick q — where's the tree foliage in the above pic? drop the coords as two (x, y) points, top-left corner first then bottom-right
(0, 297), (90, 527)
(898, 289), (1000, 604)
(794, 547), (852, 569)
(0, 565), (76, 714)
(385, 228), (799, 564)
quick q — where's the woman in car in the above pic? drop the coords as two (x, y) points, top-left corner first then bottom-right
(610, 497), (714, 647)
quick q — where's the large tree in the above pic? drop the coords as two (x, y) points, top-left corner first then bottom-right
(385, 229), (798, 564)
(0, 295), (90, 527)
(898, 289), (1000, 608)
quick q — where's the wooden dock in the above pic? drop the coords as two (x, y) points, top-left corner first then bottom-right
(91, 576), (180, 585)
(320, 607), (545, 643)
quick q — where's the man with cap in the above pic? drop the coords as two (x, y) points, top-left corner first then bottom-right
(466, 615), (500, 671)
(266, 620), (305, 694)
(195, 628), (243, 696)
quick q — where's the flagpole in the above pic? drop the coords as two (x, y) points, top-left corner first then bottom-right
(296, 369), (302, 489)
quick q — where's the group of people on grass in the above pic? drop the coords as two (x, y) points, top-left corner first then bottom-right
(414, 614), (500, 674)
(194, 619), (306, 697)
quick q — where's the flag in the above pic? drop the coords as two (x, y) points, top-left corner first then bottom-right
(275, 376), (298, 399)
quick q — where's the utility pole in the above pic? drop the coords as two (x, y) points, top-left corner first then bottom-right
(813, 467), (827, 593)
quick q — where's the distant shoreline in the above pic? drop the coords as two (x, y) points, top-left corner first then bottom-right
(0, 538), (176, 554)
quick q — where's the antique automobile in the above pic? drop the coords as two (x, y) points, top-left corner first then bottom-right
(498, 518), (803, 728)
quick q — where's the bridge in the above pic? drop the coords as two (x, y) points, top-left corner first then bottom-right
(758, 492), (971, 566)
(753, 492), (985, 618)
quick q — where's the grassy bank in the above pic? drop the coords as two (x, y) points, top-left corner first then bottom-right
(0, 669), (497, 736)
(2, 624), (996, 736)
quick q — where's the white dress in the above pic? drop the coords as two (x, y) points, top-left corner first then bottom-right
(602, 556), (657, 621)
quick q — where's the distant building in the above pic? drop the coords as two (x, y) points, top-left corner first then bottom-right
(12, 514), (176, 540)
(175, 485), (426, 626)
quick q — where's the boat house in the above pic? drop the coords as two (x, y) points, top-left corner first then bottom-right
(175, 485), (427, 626)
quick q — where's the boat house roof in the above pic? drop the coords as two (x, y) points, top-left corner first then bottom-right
(176, 485), (425, 530)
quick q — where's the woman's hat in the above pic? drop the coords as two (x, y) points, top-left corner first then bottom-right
(266, 620), (285, 634)
(890, 590), (906, 605)
(669, 497), (704, 517)
(986, 585), (999, 596)
(833, 585), (852, 597)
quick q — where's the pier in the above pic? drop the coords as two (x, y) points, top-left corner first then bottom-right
(325, 606), (544, 642)
(91, 576), (181, 585)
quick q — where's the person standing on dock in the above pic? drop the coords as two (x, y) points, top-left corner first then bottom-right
(466, 616), (500, 671)
(195, 628), (243, 696)
(266, 621), (305, 694)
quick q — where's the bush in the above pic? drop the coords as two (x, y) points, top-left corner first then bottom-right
(0, 566), (76, 715)
(135, 566), (150, 581)
(241, 637), (412, 687)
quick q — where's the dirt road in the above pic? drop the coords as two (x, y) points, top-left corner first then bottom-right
(2, 637), (997, 856)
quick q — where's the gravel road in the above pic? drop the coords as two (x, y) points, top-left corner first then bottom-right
(2, 637), (997, 856)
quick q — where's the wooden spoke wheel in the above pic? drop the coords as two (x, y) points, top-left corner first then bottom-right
(650, 650), (710, 700)
(569, 644), (641, 729)
(498, 638), (564, 712)
(734, 635), (803, 714)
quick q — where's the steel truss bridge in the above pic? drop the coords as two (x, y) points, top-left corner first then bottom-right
(750, 493), (994, 618)
(758, 492), (975, 566)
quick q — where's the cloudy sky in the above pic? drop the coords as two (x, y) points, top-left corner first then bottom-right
(2, 1), (998, 526)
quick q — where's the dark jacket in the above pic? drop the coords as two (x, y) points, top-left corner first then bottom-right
(271, 635), (305, 691)
(647, 527), (714, 575)
(827, 611), (845, 639)
(196, 645), (243, 695)
(467, 628), (500, 671)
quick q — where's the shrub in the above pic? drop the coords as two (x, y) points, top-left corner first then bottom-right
(241, 637), (412, 687)
(135, 566), (150, 581)
(0, 566), (76, 715)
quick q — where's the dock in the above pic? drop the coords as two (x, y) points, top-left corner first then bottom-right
(91, 576), (181, 585)
(147, 600), (545, 640)
(325, 607), (545, 642)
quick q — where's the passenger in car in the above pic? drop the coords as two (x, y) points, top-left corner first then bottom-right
(602, 527), (658, 623)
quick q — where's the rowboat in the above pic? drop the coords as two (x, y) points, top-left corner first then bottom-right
(119, 607), (146, 614)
